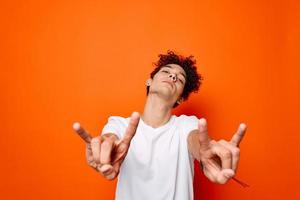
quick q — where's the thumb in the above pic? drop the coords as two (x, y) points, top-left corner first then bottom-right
(122, 112), (140, 145)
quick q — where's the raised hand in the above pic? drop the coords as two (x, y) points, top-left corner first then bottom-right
(197, 118), (247, 184)
(73, 112), (140, 180)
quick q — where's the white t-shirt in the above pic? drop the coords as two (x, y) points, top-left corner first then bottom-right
(101, 114), (199, 200)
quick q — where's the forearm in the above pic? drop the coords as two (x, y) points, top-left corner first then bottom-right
(187, 130), (201, 161)
(101, 132), (119, 141)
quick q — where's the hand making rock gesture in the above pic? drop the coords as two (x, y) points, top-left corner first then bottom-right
(198, 118), (247, 184)
(73, 112), (140, 180)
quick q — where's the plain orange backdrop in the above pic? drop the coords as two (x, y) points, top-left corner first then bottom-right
(0, 0), (299, 199)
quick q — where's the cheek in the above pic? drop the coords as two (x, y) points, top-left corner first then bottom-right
(153, 73), (163, 81)
(176, 83), (185, 93)
(180, 83), (187, 93)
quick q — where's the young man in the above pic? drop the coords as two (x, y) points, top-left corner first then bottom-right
(73, 51), (247, 200)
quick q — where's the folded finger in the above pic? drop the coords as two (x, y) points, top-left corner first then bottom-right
(205, 160), (234, 184)
(98, 164), (118, 180)
(219, 140), (240, 171)
(100, 136), (115, 164)
(203, 159), (221, 183)
(211, 142), (232, 170)
(104, 161), (121, 180)
(86, 143), (97, 167)
(99, 164), (113, 174)
(91, 136), (101, 164)
(105, 171), (117, 180)
(218, 169), (235, 184)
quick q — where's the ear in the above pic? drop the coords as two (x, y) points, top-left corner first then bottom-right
(176, 97), (184, 105)
(145, 78), (152, 86)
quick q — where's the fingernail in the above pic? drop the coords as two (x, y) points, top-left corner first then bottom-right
(199, 118), (206, 131)
(199, 118), (206, 125)
(100, 164), (112, 173)
(73, 122), (80, 130)
(223, 169), (235, 178)
(132, 112), (140, 117)
(224, 173), (234, 179)
(240, 123), (247, 129)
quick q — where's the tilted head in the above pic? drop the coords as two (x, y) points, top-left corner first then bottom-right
(146, 50), (203, 108)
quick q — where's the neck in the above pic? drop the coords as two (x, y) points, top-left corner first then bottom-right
(141, 94), (173, 128)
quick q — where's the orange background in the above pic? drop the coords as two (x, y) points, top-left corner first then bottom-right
(0, 0), (299, 199)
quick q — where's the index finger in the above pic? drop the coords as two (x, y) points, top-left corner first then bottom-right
(73, 122), (92, 143)
(230, 123), (247, 146)
(198, 118), (210, 149)
(122, 112), (140, 145)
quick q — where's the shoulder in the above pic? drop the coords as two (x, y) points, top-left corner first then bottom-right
(174, 114), (199, 134)
(107, 116), (128, 124)
(176, 114), (199, 123)
(107, 116), (130, 126)
(103, 115), (130, 129)
(102, 115), (130, 138)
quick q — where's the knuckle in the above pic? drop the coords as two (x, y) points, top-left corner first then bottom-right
(106, 135), (115, 141)
(209, 140), (217, 147)
(219, 179), (228, 184)
(222, 151), (232, 159)
(102, 136), (115, 145)
(98, 170), (105, 176)
(86, 155), (94, 163)
(86, 143), (92, 149)
(102, 134), (114, 140)
(208, 175), (218, 183)
(210, 139), (217, 144)
(219, 139), (226, 143)
(217, 175), (228, 184)
(88, 161), (96, 168)
(232, 148), (240, 157)
(105, 173), (116, 181)
(101, 140), (112, 149)
(91, 137), (99, 144)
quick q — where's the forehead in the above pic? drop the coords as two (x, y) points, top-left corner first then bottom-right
(161, 64), (186, 77)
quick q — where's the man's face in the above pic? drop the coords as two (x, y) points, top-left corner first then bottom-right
(147, 64), (186, 105)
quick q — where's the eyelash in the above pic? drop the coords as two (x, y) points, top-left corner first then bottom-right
(162, 70), (184, 83)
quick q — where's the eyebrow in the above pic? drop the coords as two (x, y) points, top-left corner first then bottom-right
(163, 65), (186, 79)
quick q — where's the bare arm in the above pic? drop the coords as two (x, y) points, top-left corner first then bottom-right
(187, 129), (201, 161)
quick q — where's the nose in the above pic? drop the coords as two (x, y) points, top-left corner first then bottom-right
(169, 73), (177, 82)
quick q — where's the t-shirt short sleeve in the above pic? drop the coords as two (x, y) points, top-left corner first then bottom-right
(101, 116), (128, 139)
(181, 115), (199, 137)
